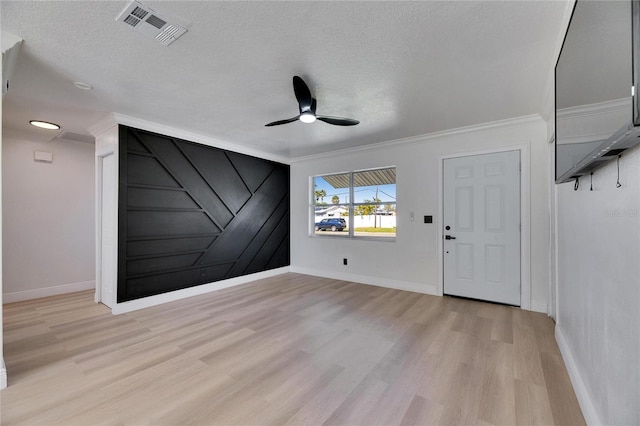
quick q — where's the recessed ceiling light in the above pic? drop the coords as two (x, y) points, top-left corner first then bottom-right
(73, 81), (92, 90)
(30, 120), (60, 130)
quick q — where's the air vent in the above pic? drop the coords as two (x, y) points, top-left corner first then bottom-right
(146, 15), (166, 30)
(123, 15), (140, 27)
(116, 1), (187, 46)
(130, 6), (148, 20)
(156, 25), (182, 44)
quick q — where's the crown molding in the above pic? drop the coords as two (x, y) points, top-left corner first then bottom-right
(88, 113), (118, 137)
(89, 112), (290, 164)
(556, 132), (610, 146)
(291, 113), (544, 163)
(111, 113), (290, 165)
(89, 112), (545, 165)
(556, 97), (630, 120)
(556, 98), (631, 145)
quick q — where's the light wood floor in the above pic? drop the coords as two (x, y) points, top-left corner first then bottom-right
(1, 273), (584, 426)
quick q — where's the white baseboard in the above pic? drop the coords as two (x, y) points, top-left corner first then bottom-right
(291, 267), (543, 313)
(289, 267), (439, 296)
(112, 267), (290, 315)
(1, 357), (7, 389)
(555, 325), (600, 425)
(530, 299), (548, 314)
(3, 280), (95, 304)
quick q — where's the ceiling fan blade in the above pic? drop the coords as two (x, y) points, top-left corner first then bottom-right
(316, 116), (360, 126)
(311, 98), (317, 115)
(265, 116), (300, 127)
(293, 76), (313, 110)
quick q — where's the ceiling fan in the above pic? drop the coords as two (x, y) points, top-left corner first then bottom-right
(265, 76), (359, 127)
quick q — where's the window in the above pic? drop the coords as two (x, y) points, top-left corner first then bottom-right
(312, 167), (396, 239)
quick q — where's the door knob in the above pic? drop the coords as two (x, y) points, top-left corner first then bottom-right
(445, 235), (456, 240)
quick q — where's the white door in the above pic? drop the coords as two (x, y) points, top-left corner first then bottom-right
(100, 154), (116, 308)
(443, 150), (521, 306)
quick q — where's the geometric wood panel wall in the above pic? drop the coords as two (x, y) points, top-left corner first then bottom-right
(118, 125), (290, 302)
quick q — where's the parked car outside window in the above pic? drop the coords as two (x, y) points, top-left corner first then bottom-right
(314, 218), (346, 232)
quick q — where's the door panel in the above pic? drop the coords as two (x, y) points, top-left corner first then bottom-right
(455, 244), (474, 280)
(455, 186), (474, 231)
(484, 185), (505, 232)
(443, 150), (521, 306)
(485, 244), (505, 284)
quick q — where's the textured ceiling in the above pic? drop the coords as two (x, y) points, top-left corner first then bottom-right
(1, 1), (569, 159)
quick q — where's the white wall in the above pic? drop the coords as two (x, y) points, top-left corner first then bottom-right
(1, 96), (5, 389)
(555, 144), (640, 425)
(2, 130), (95, 302)
(291, 116), (550, 311)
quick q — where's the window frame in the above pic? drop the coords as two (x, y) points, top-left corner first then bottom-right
(311, 166), (396, 241)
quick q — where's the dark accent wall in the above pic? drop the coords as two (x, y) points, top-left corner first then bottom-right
(118, 126), (290, 302)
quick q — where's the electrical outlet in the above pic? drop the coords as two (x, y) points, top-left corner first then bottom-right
(343, 258), (348, 266)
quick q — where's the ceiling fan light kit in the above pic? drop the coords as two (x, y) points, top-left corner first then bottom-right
(266, 76), (359, 127)
(299, 112), (316, 123)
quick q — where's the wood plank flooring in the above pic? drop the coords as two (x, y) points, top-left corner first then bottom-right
(1, 273), (585, 425)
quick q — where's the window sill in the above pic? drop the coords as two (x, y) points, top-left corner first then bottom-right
(309, 234), (396, 242)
